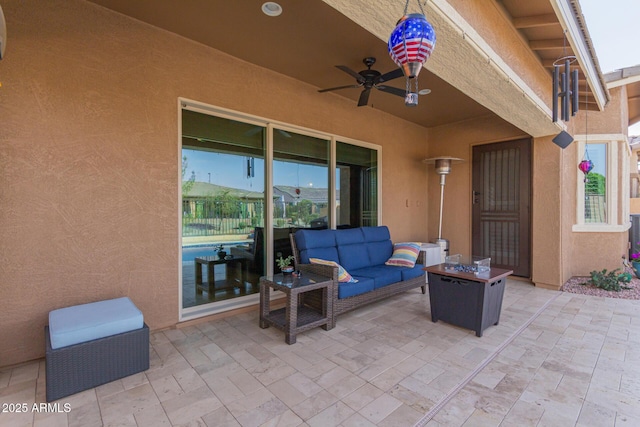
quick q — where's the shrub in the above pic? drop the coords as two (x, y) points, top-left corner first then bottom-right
(585, 268), (631, 292)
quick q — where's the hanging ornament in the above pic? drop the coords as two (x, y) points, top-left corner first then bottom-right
(388, 0), (436, 107)
(578, 159), (593, 183)
(578, 89), (593, 183)
(295, 188), (300, 196)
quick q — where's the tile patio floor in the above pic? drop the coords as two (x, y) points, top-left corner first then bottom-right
(2, 279), (640, 426)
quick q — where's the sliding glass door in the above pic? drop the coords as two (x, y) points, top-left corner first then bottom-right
(270, 129), (330, 272)
(179, 102), (381, 317)
(181, 110), (265, 309)
(336, 141), (378, 227)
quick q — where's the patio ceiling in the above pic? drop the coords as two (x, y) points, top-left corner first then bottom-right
(86, 0), (604, 131)
(500, 0), (605, 112)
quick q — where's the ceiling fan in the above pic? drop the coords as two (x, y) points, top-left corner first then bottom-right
(318, 57), (408, 107)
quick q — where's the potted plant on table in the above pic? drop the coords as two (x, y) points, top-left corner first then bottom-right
(276, 255), (295, 274)
(215, 244), (227, 259)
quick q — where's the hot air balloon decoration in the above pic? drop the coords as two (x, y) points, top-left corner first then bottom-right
(578, 159), (594, 183)
(388, 1), (436, 106)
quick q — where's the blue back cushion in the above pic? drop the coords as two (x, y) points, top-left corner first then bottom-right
(296, 226), (394, 270)
(295, 229), (337, 263)
(362, 226), (390, 242)
(338, 244), (371, 271)
(367, 240), (393, 265)
(363, 226), (393, 265)
(335, 228), (365, 245)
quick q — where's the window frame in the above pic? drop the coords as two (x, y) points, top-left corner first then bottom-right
(178, 98), (382, 321)
(573, 134), (629, 232)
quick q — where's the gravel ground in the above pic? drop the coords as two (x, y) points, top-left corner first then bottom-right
(561, 267), (640, 300)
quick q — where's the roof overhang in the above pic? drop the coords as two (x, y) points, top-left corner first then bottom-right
(548, 0), (609, 111)
(605, 65), (640, 127)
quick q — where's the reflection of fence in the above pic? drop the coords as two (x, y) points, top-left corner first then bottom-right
(585, 194), (606, 223)
(182, 217), (261, 236)
(183, 200), (264, 237)
(182, 199), (327, 236)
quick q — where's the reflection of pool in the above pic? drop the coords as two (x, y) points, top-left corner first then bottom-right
(182, 243), (243, 263)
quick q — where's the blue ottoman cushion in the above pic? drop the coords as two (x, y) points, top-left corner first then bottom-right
(49, 297), (144, 350)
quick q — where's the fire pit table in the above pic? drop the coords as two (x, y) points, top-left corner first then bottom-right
(424, 263), (513, 337)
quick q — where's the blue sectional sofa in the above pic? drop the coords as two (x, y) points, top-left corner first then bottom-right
(292, 226), (426, 325)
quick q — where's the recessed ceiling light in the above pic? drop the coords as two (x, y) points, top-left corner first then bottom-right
(262, 2), (283, 17)
(418, 88), (432, 95)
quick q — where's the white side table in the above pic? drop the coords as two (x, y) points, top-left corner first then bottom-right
(421, 243), (442, 283)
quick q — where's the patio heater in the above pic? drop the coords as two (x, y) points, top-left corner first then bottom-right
(423, 156), (463, 262)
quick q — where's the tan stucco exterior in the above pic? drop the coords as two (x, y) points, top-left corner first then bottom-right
(0, 0), (632, 367)
(0, 0), (433, 366)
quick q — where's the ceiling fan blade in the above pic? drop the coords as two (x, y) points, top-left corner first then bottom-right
(376, 68), (404, 83)
(376, 85), (406, 98)
(357, 88), (371, 107)
(336, 65), (366, 84)
(318, 84), (361, 93)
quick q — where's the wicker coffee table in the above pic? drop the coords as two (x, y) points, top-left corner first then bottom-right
(259, 272), (335, 344)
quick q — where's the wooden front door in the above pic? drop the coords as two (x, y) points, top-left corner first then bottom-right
(472, 139), (531, 277)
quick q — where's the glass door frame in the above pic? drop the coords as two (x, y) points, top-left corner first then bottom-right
(178, 98), (382, 322)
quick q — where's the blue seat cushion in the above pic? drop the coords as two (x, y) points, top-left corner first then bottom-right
(400, 265), (426, 281)
(338, 277), (375, 298)
(351, 266), (403, 289)
(48, 297), (144, 350)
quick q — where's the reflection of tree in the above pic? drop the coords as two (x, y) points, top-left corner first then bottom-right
(288, 199), (321, 226)
(208, 190), (241, 218)
(585, 172), (605, 195)
(182, 155), (195, 195)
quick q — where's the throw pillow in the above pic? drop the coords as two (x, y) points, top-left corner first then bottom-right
(385, 242), (421, 267)
(309, 258), (358, 283)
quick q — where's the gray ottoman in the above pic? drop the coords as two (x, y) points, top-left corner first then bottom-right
(45, 297), (149, 402)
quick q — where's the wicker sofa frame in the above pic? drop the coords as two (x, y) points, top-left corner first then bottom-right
(291, 234), (426, 324)
(45, 323), (149, 402)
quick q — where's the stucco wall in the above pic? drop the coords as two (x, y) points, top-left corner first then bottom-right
(564, 86), (630, 279)
(426, 115), (527, 257)
(0, 0), (431, 366)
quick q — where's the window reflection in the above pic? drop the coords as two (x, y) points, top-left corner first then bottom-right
(584, 143), (606, 223)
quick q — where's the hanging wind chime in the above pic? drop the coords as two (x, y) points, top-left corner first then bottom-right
(387, 0), (436, 107)
(552, 32), (579, 123)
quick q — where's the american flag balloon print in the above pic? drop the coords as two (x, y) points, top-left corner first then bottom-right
(388, 14), (436, 70)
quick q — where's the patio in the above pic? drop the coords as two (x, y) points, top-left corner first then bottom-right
(2, 280), (640, 426)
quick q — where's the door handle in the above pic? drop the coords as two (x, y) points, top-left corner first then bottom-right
(472, 190), (481, 204)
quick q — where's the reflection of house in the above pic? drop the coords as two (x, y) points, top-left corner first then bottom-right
(273, 185), (339, 205)
(2, 1), (639, 366)
(182, 181), (263, 217)
(182, 182), (338, 218)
